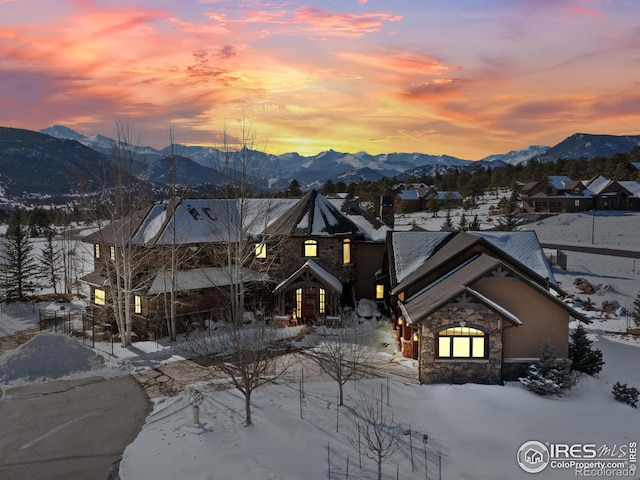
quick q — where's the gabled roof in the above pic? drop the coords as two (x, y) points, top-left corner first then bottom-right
(150, 198), (297, 245)
(265, 190), (362, 237)
(83, 206), (153, 245)
(618, 181), (640, 198)
(273, 259), (342, 294)
(585, 175), (613, 195)
(398, 252), (590, 325)
(388, 231), (557, 295)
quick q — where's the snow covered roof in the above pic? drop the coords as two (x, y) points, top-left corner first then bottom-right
(618, 181), (640, 198)
(273, 259), (342, 294)
(132, 205), (167, 245)
(435, 191), (463, 200)
(397, 190), (421, 200)
(389, 230), (557, 291)
(472, 231), (556, 282)
(585, 175), (612, 195)
(147, 266), (270, 294)
(135, 198), (298, 245)
(266, 190), (361, 237)
(548, 176), (571, 190)
(389, 231), (451, 284)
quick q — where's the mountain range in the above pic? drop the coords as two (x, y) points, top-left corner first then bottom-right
(0, 125), (639, 205)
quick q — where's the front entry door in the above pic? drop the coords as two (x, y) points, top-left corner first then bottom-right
(295, 287), (326, 321)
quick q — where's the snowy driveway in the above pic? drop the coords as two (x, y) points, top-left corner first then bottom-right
(0, 375), (151, 480)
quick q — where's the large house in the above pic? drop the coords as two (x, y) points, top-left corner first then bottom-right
(381, 230), (589, 384)
(82, 191), (390, 336)
(84, 189), (590, 386)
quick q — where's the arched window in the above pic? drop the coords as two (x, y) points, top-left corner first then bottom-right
(437, 326), (486, 358)
(304, 239), (318, 257)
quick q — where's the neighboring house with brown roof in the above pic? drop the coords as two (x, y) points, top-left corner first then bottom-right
(521, 175), (595, 213)
(522, 175), (640, 213)
(382, 230), (589, 384)
(583, 175), (640, 211)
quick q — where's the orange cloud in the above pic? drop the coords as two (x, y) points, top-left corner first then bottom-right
(338, 50), (449, 77)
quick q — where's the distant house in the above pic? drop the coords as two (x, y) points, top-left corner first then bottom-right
(583, 175), (640, 211)
(522, 175), (640, 213)
(82, 191), (390, 337)
(394, 187), (462, 213)
(382, 230), (589, 384)
(521, 176), (594, 213)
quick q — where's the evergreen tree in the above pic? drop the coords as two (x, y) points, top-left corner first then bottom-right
(520, 342), (577, 396)
(39, 230), (62, 295)
(612, 382), (639, 408)
(458, 212), (468, 231)
(441, 209), (453, 230)
(427, 196), (440, 217)
(469, 214), (481, 231)
(569, 323), (604, 375)
(496, 190), (520, 231)
(631, 291), (640, 328)
(2, 207), (38, 301)
(28, 207), (52, 237)
(286, 179), (303, 197)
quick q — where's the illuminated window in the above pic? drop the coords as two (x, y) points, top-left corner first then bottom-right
(437, 326), (486, 359)
(255, 243), (267, 259)
(319, 288), (326, 315)
(94, 244), (101, 259)
(110, 246), (116, 261)
(375, 284), (385, 300)
(134, 295), (142, 314)
(304, 239), (318, 257)
(295, 288), (303, 313)
(94, 289), (106, 306)
(342, 238), (351, 264)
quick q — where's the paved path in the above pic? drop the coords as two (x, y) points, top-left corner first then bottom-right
(0, 375), (151, 480)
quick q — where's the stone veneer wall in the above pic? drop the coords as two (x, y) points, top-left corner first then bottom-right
(418, 303), (503, 385)
(271, 237), (356, 285)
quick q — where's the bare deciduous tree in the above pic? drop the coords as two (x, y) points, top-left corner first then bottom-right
(348, 387), (401, 480)
(303, 327), (370, 406)
(89, 122), (153, 346)
(181, 320), (292, 425)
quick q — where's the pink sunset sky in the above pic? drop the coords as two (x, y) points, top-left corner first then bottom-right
(1, 0), (640, 158)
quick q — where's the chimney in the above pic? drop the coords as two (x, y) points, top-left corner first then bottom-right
(380, 192), (395, 228)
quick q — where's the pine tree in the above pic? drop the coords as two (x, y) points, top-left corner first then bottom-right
(458, 212), (468, 231)
(631, 291), (640, 328)
(39, 230), (62, 295)
(441, 209), (453, 230)
(469, 214), (481, 231)
(569, 323), (604, 375)
(496, 190), (520, 231)
(2, 207), (38, 301)
(520, 342), (577, 396)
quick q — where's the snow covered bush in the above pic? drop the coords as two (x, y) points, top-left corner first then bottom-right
(612, 382), (639, 408)
(519, 342), (577, 396)
(569, 323), (604, 376)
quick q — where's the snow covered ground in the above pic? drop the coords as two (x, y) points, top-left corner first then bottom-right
(1, 208), (639, 479)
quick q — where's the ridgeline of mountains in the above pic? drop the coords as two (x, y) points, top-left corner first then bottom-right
(0, 125), (639, 203)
